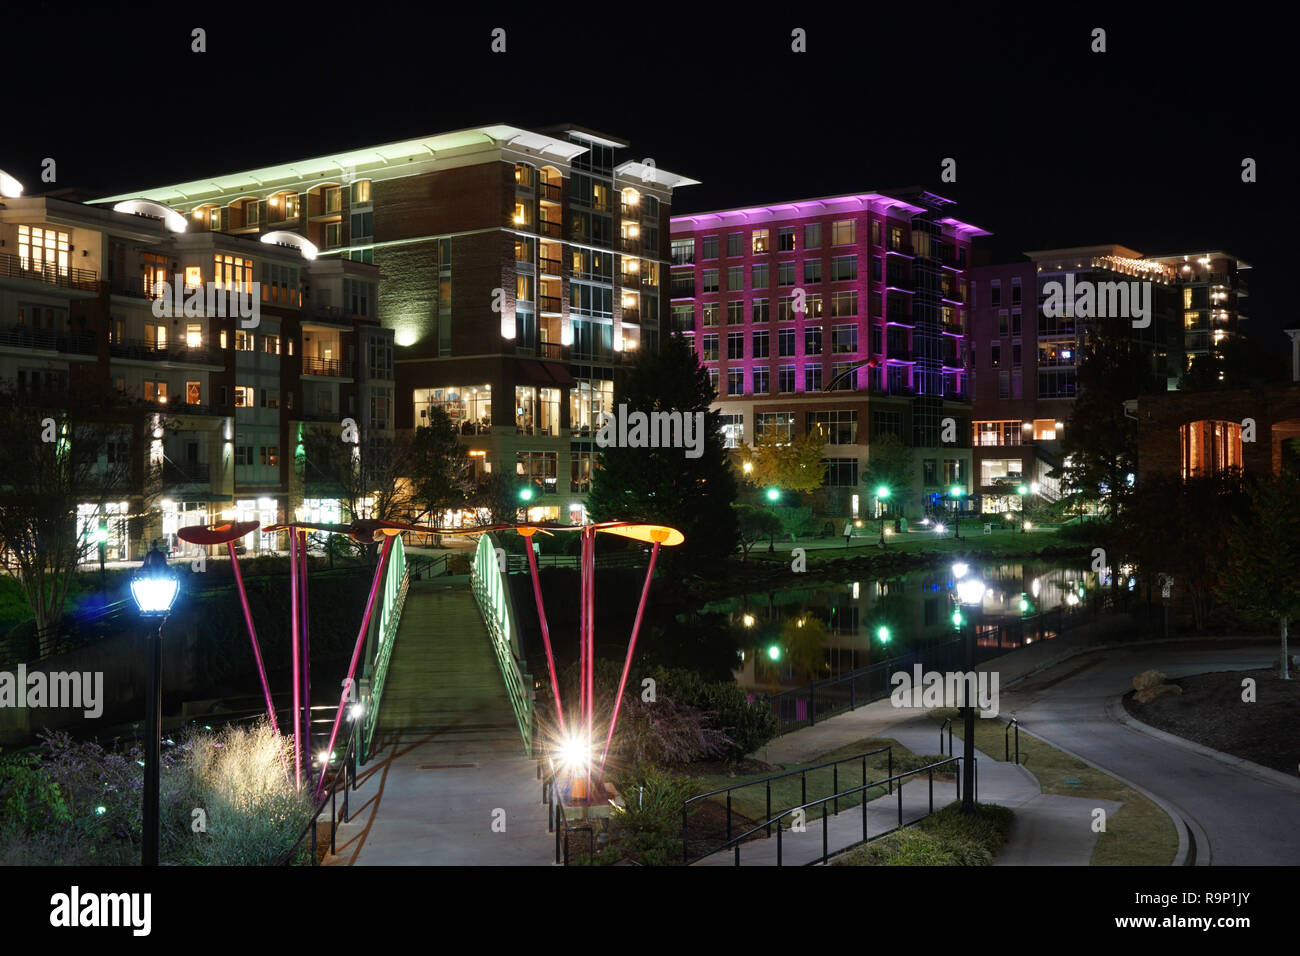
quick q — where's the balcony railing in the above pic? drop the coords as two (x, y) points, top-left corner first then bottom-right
(621, 307), (640, 323)
(540, 257), (562, 276)
(620, 202), (643, 219)
(0, 325), (97, 355)
(540, 220), (563, 238)
(539, 295), (563, 314)
(109, 339), (219, 364)
(620, 272), (641, 288)
(302, 357), (353, 377)
(887, 243), (915, 256)
(0, 252), (99, 291)
(540, 183), (561, 202)
(620, 236), (641, 253)
(162, 460), (211, 484)
(109, 275), (164, 300)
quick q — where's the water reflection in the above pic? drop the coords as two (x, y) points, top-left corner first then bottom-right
(700, 559), (1105, 695)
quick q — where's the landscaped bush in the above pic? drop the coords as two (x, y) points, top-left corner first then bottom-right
(0, 723), (312, 866)
(596, 765), (699, 866)
(832, 801), (1013, 866)
(649, 666), (779, 761)
(613, 695), (732, 766)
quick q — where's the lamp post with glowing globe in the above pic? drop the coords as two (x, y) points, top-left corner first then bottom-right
(952, 563), (984, 815)
(130, 547), (180, 866)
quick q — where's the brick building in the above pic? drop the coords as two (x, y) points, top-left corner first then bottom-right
(670, 190), (987, 519)
(97, 125), (697, 525)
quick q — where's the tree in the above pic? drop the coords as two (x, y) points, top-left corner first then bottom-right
(1215, 473), (1300, 678)
(733, 504), (782, 561)
(0, 393), (153, 655)
(301, 411), (471, 527)
(1053, 334), (1154, 516)
(742, 425), (825, 493)
(861, 433), (914, 513)
(586, 334), (739, 574)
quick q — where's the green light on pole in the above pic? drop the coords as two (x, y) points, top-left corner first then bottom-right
(876, 486), (890, 499)
(876, 625), (891, 644)
(952, 609), (964, 628)
(950, 485), (963, 498)
(1017, 484), (1028, 496)
(765, 487), (781, 503)
(767, 644), (782, 661)
(1019, 596), (1030, 613)
(519, 486), (534, 502)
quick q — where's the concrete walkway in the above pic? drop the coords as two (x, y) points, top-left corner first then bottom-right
(327, 582), (551, 866)
(733, 699), (1113, 865)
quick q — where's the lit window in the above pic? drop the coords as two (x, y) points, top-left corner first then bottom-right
(235, 386), (255, 407)
(353, 180), (371, 204)
(184, 266), (202, 288)
(186, 324), (203, 348)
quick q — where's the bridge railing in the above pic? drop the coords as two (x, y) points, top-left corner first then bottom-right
(359, 535), (409, 763)
(470, 533), (535, 756)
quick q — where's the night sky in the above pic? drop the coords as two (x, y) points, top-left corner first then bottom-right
(7, 3), (1293, 342)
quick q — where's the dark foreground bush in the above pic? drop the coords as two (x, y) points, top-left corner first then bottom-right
(832, 801), (1013, 866)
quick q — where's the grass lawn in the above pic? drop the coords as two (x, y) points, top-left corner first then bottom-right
(831, 801), (1014, 866)
(687, 737), (953, 832)
(929, 708), (1178, 865)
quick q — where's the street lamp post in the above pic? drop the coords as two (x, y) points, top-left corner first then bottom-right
(765, 487), (781, 553)
(1016, 484), (1029, 534)
(875, 486), (891, 547)
(949, 485), (965, 541)
(953, 564), (985, 816)
(130, 549), (180, 867)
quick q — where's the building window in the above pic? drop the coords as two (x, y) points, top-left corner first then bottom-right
(1181, 420), (1243, 479)
(974, 421), (1022, 446)
(753, 298), (770, 322)
(702, 303), (718, 326)
(756, 411), (794, 440)
(727, 331), (744, 360)
(727, 266), (743, 291)
(831, 324), (858, 353)
(752, 366), (769, 394)
(728, 301), (745, 325)
(235, 385), (255, 407)
(516, 451), (559, 494)
(804, 363), (823, 392)
(727, 233), (743, 257)
(778, 227), (795, 251)
(17, 225), (70, 275)
(701, 334), (719, 361)
(823, 458), (858, 487)
(807, 410), (858, 445)
(778, 364), (796, 393)
(872, 409), (903, 440)
(831, 256), (857, 281)
(990, 281), (1002, 307)
(702, 269), (719, 293)
(752, 229), (769, 254)
(778, 328), (796, 357)
(702, 236), (719, 259)
(719, 412), (744, 446)
(752, 329), (770, 358)
(1033, 419), (1058, 440)
(980, 458), (1023, 485)
(804, 223), (822, 249)
(832, 219), (857, 246)
(804, 326), (823, 355)
(804, 259), (822, 284)
(671, 239), (694, 265)
(752, 263), (769, 288)
(831, 292), (858, 318)
(186, 381), (201, 405)
(353, 180), (371, 204)
(728, 369), (745, 395)
(778, 261), (795, 286)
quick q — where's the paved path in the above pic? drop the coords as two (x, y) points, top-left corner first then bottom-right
(726, 704), (1113, 865)
(1001, 641), (1300, 866)
(329, 583), (551, 866)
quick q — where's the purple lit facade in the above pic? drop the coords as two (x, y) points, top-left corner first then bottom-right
(670, 190), (988, 514)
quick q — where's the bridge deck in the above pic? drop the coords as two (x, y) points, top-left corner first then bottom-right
(331, 582), (552, 865)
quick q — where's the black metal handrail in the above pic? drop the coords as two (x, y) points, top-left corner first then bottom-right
(302, 357), (353, 377)
(278, 716), (362, 866)
(1004, 715), (1021, 765)
(689, 756), (969, 866)
(0, 251), (99, 290)
(939, 717), (954, 756)
(682, 745), (892, 862)
(541, 758), (594, 865)
(0, 324), (97, 354)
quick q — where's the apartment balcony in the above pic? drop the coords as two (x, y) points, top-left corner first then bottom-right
(0, 252), (99, 293)
(110, 339), (221, 365)
(162, 460), (211, 485)
(540, 182), (562, 202)
(540, 219), (563, 238)
(619, 272), (641, 288)
(941, 288), (965, 303)
(0, 325), (97, 355)
(621, 306), (640, 323)
(886, 243), (915, 257)
(886, 276), (915, 292)
(109, 275), (164, 300)
(302, 357), (353, 377)
(620, 202), (646, 220)
(540, 256), (562, 277)
(620, 236), (641, 254)
(539, 295), (563, 314)
(309, 305), (366, 325)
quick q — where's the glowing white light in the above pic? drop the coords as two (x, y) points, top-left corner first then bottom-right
(130, 575), (179, 615)
(558, 733), (590, 772)
(348, 702), (364, 721)
(0, 168), (24, 199)
(956, 578), (986, 606)
(934, 523), (946, 534)
(1066, 592), (1080, 606)
(111, 198), (188, 233)
(742, 614), (755, 627)
(260, 230), (318, 260)
(952, 562), (969, 579)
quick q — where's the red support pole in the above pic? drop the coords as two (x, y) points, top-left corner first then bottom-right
(314, 534), (395, 800)
(584, 527), (595, 799)
(524, 536), (566, 736)
(289, 527), (302, 790)
(578, 529), (587, 744)
(227, 541), (280, 739)
(299, 530), (312, 789)
(598, 541), (660, 777)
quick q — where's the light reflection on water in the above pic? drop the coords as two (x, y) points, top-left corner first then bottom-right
(700, 559), (1107, 694)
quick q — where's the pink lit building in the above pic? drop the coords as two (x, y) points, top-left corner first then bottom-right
(670, 189), (989, 517)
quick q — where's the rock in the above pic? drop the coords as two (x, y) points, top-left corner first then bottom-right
(1132, 669), (1181, 704)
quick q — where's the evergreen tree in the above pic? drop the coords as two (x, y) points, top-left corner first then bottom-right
(586, 334), (739, 573)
